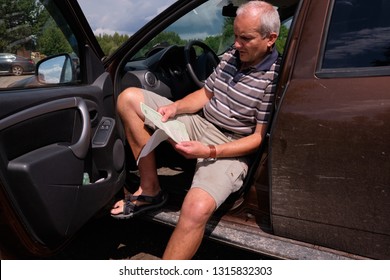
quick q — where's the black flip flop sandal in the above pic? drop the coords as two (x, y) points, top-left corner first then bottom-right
(111, 191), (168, 220)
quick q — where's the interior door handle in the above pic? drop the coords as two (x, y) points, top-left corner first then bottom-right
(69, 97), (91, 159)
(0, 97), (91, 159)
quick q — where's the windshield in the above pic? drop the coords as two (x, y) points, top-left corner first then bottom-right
(78, 0), (289, 58)
(134, 0), (236, 59)
(134, 0), (290, 59)
(77, 0), (237, 57)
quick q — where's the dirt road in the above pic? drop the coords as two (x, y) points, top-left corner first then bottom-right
(0, 75), (32, 88)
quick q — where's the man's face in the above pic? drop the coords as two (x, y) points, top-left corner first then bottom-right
(233, 14), (276, 67)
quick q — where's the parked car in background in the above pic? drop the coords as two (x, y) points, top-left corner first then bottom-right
(0, 0), (389, 260)
(0, 53), (35, 76)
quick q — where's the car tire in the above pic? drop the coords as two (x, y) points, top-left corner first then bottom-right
(12, 65), (24, 76)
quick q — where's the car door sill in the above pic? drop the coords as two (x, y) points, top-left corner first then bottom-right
(142, 209), (368, 260)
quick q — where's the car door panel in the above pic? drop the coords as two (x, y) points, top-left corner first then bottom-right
(0, 0), (128, 255)
(1, 98), (85, 245)
(0, 74), (125, 248)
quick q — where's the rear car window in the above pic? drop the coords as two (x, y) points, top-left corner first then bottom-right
(322, 0), (390, 71)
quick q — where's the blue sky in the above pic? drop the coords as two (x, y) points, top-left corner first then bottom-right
(76, 0), (227, 41)
(77, 0), (177, 36)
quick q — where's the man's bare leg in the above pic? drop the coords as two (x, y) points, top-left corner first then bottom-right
(111, 88), (161, 215)
(162, 188), (216, 259)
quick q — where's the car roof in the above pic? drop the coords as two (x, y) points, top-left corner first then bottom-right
(0, 53), (16, 58)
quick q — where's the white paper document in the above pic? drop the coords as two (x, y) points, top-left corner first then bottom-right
(137, 102), (190, 165)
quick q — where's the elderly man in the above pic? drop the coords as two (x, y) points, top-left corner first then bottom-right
(111, 1), (281, 260)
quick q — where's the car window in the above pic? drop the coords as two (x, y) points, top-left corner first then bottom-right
(322, 0), (390, 71)
(132, 0), (290, 61)
(133, 0), (234, 59)
(0, 0), (78, 89)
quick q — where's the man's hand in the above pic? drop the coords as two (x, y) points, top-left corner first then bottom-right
(158, 103), (178, 122)
(173, 141), (210, 159)
(158, 87), (213, 122)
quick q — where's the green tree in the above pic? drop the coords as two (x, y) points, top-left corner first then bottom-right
(147, 31), (186, 50)
(37, 18), (72, 56)
(134, 31), (187, 58)
(275, 24), (289, 54)
(220, 17), (235, 52)
(204, 35), (222, 54)
(97, 32), (129, 55)
(0, 0), (43, 52)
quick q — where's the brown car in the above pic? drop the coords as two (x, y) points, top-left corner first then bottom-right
(0, 0), (389, 260)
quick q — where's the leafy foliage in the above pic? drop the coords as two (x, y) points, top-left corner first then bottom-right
(37, 18), (72, 56)
(0, 0), (45, 52)
(275, 25), (289, 54)
(0, 0), (72, 56)
(135, 31), (188, 58)
(96, 33), (130, 55)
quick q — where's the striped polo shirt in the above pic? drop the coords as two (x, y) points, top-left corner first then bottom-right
(203, 47), (280, 136)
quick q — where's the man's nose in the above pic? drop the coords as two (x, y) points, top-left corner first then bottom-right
(234, 40), (242, 49)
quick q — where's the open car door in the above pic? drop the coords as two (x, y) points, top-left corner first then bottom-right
(0, 0), (125, 256)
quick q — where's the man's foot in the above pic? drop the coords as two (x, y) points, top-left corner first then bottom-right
(110, 190), (168, 219)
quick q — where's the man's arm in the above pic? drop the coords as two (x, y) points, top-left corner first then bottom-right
(158, 87), (212, 121)
(176, 87), (213, 114)
(174, 123), (268, 159)
(214, 123), (267, 158)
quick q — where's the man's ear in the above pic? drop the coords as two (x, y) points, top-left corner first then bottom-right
(267, 32), (278, 47)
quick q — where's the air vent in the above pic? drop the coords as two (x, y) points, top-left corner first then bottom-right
(144, 71), (157, 87)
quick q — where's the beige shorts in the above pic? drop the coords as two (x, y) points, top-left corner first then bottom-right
(143, 89), (249, 208)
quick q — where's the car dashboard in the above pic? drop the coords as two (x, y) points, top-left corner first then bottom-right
(121, 45), (199, 101)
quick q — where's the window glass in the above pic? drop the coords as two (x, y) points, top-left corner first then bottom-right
(77, 0), (178, 56)
(132, 0), (290, 61)
(0, 0), (78, 89)
(132, 0), (233, 60)
(323, 0), (390, 69)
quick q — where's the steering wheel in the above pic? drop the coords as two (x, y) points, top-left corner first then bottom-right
(184, 40), (220, 88)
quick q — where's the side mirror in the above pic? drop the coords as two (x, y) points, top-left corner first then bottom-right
(36, 54), (77, 84)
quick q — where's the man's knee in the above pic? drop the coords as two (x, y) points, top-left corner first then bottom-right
(180, 188), (216, 225)
(117, 87), (143, 115)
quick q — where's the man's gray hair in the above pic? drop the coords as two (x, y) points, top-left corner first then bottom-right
(236, 1), (281, 37)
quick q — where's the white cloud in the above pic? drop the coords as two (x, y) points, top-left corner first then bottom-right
(77, 0), (177, 35)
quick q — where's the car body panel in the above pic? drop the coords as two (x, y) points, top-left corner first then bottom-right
(270, 0), (390, 259)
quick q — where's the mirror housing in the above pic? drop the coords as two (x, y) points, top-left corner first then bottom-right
(36, 53), (78, 84)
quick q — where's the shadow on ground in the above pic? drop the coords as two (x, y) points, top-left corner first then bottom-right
(47, 214), (271, 260)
